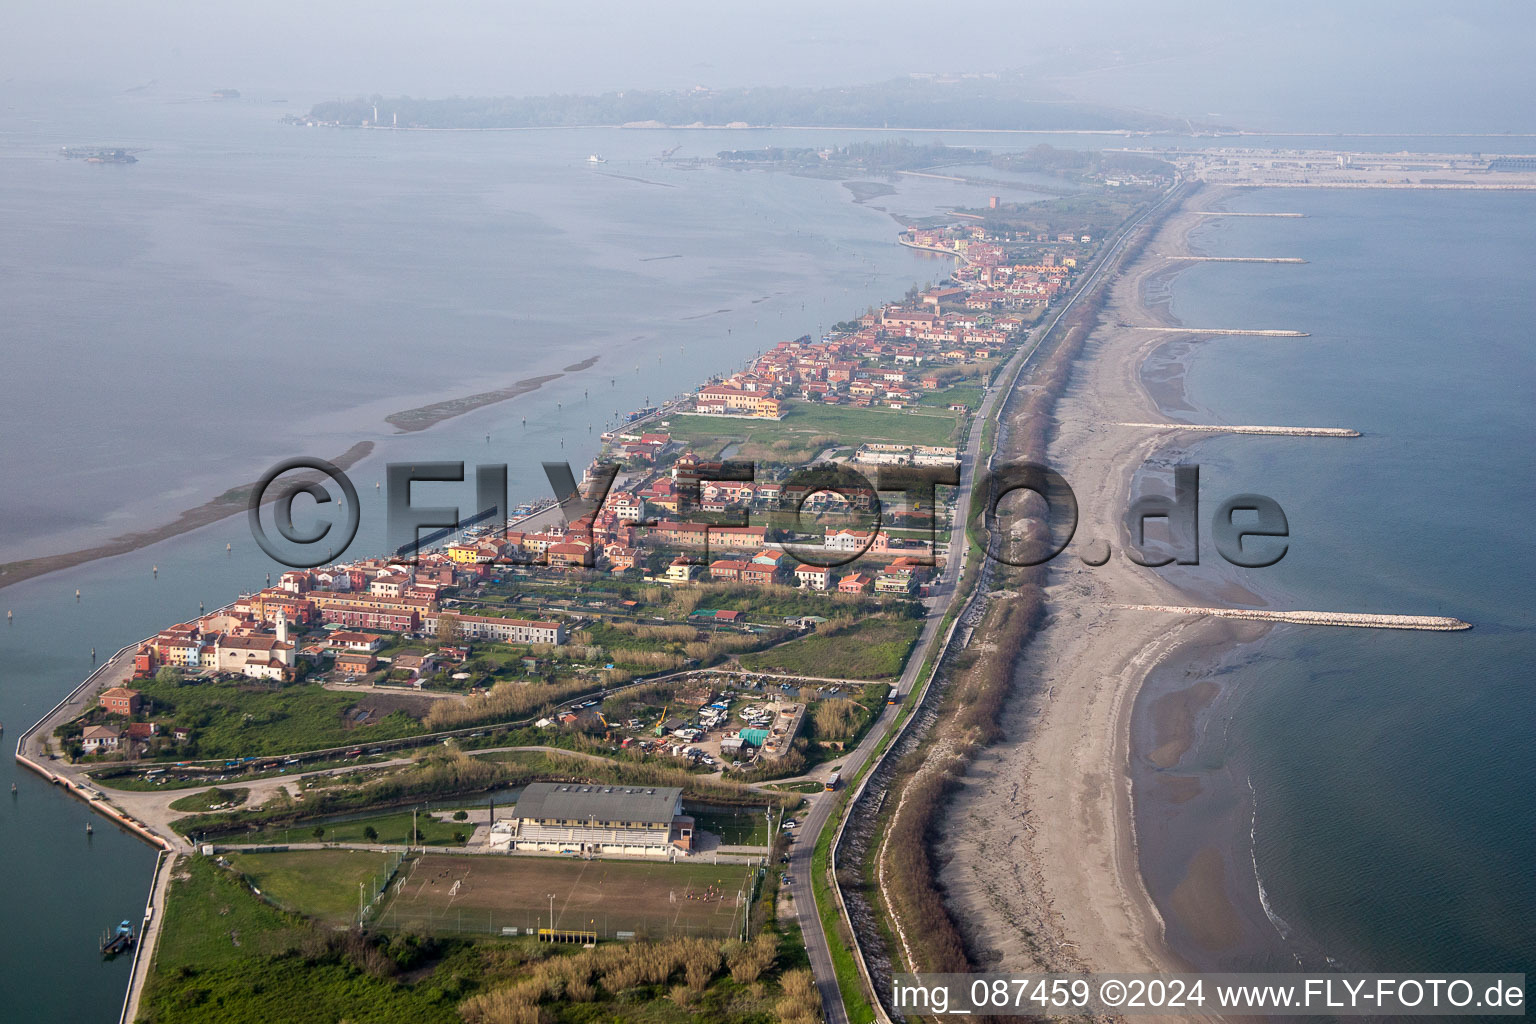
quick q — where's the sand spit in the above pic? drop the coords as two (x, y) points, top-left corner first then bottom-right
(0, 441), (375, 593)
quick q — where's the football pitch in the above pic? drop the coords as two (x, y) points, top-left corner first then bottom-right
(373, 854), (757, 940)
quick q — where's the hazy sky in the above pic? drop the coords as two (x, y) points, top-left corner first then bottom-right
(4, 0), (1535, 132)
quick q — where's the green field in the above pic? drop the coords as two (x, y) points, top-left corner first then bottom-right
(141, 854), (796, 1024)
(120, 677), (425, 759)
(738, 616), (922, 680)
(376, 853), (757, 940)
(142, 857), (466, 1023)
(224, 807), (472, 848)
(688, 806), (772, 847)
(168, 786), (249, 812)
(224, 849), (399, 924)
(666, 401), (960, 463)
(918, 384), (983, 409)
(153, 856), (312, 971)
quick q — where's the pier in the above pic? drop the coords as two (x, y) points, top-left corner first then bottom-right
(1191, 211), (1305, 217)
(1161, 255), (1307, 263)
(1128, 326), (1310, 337)
(1116, 422), (1360, 438)
(1120, 604), (1471, 631)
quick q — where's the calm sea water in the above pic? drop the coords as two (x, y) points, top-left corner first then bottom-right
(1134, 187), (1536, 979)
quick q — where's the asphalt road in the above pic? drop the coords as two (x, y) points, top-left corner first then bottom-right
(783, 315), (1015, 1024)
(784, 183), (1180, 1024)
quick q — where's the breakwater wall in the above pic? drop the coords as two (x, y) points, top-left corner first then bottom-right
(1117, 422), (1360, 438)
(1128, 326), (1310, 337)
(1120, 604), (1471, 631)
(1162, 255), (1307, 263)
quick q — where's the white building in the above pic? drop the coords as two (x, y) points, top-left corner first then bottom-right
(492, 783), (691, 856)
(423, 614), (566, 645)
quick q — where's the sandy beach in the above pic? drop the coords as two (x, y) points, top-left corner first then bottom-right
(936, 186), (1270, 986)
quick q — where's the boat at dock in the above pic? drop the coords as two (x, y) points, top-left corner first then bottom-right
(100, 919), (136, 957)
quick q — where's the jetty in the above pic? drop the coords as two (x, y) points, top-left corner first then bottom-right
(1128, 326), (1310, 337)
(1161, 255), (1307, 263)
(1116, 422), (1360, 438)
(1120, 604), (1471, 631)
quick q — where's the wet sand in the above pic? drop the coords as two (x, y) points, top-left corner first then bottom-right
(0, 440), (374, 593)
(384, 373), (566, 432)
(936, 186), (1268, 990)
(0, 351), (605, 589)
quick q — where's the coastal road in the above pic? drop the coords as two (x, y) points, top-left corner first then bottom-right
(85, 745), (628, 850)
(121, 852), (173, 1024)
(783, 288), (1024, 1024)
(785, 182), (1183, 1024)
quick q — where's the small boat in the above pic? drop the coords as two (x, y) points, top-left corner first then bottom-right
(586, 154), (606, 164)
(86, 822), (94, 835)
(101, 920), (136, 957)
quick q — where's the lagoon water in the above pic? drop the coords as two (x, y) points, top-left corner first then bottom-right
(3, 87), (1534, 1017)
(1133, 188), (1536, 978)
(0, 89), (966, 1021)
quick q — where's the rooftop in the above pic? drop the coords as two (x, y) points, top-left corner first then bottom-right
(514, 782), (682, 826)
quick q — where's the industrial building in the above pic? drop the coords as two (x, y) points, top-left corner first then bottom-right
(492, 783), (693, 856)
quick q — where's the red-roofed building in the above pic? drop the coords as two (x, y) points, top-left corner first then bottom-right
(99, 687), (143, 716)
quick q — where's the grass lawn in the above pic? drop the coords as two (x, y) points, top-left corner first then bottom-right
(918, 384), (983, 409)
(777, 403), (960, 447)
(811, 798), (877, 1024)
(738, 617), (922, 680)
(153, 856), (312, 971)
(142, 857), (460, 1024)
(224, 849), (397, 924)
(168, 787), (249, 813)
(768, 781), (825, 794)
(689, 806), (772, 847)
(126, 677), (425, 759)
(227, 808), (470, 848)
(666, 402), (960, 463)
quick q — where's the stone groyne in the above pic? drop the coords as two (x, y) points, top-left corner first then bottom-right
(1128, 326), (1310, 337)
(1161, 255), (1307, 263)
(1116, 421), (1360, 438)
(1120, 604), (1471, 631)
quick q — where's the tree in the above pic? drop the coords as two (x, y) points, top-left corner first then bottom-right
(312, 826), (325, 841)
(155, 666), (184, 687)
(435, 613), (459, 643)
(362, 825), (378, 842)
(452, 810), (468, 822)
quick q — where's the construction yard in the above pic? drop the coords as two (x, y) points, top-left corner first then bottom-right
(373, 853), (759, 940)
